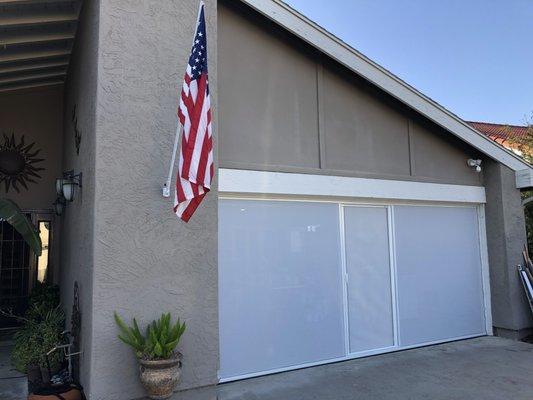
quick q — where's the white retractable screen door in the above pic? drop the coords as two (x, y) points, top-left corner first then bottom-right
(393, 205), (486, 346)
(343, 206), (395, 353)
(218, 199), (345, 380)
(219, 196), (489, 381)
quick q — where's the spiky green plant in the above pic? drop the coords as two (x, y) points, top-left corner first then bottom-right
(12, 305), (65, 373)
(114, 312), (186, 360)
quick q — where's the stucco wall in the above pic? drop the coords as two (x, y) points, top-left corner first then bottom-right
(484, 160), (533, 338)
(91, 1), (218, 399)
(60, 0), (100, 394)
(218, 1), (483, 186)
(0, 86), (63, 210)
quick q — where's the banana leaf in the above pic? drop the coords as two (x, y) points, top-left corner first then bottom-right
(0, 198), (42, 256)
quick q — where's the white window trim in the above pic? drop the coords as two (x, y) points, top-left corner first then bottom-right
(219, 168), (486, 204)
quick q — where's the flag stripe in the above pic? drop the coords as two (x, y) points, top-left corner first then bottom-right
(174, 2), (212, 222)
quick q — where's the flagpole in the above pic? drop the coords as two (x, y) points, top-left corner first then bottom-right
(162, 123), (182, 197)
(162, 0), (205, 198)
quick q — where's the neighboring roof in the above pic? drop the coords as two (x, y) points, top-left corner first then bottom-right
(238, 0), (533, 187)
(467, 121), (529, 148)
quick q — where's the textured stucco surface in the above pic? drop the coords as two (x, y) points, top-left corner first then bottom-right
(484, 160), (533, 335)
(56, 1), (532, 399)
(60, 0), (100, 394)
(90, 1), (218, 399)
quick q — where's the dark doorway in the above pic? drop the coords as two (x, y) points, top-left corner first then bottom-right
(0, 213), (53, 331)
(0, 217), (32, 329)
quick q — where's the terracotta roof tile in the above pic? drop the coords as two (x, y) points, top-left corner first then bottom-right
(468, 121), (529, 142)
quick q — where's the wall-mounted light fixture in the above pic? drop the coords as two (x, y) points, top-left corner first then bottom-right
(53, 196), (66, 216)
(467, 159), (482, 173)
(56, 170), (82, 202)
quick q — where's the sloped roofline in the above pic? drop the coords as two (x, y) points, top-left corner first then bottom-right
(238, 0), (533, 186)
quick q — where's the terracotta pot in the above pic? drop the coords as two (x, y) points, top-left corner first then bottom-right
(28, 388), (82, 400)
(138, 353), (182, 399)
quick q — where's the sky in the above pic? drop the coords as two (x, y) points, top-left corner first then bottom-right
(283, 0), (533, 126)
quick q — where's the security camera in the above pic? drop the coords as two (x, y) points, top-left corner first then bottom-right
(467, 159), (482, 173)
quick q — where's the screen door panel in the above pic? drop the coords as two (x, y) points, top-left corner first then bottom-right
(394, 205), (486, 346)
(219, 199), (345, 379)
(344, 206), (394, 353)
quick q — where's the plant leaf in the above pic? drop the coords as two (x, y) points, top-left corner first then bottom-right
(0, 199), (41, 255)
(154, 341), (163, 358)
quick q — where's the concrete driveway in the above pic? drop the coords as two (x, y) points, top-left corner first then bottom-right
(178, 336), (533, 400)
(3, 336), (532, 399)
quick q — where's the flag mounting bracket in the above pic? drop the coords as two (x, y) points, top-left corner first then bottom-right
(162, 184), (170, 198)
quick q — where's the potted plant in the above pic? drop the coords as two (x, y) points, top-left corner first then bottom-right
(114, 312), (186, 399)
(9, 284), (65, 391)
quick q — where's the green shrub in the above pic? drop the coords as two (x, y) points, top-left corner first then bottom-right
(11, 305), (65, 373)
(28, 282), (60, 309)
(114, 312), (186, 360)
(24, 282), (61, 322)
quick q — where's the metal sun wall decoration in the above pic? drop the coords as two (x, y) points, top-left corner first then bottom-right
(0, 133), (45, 193)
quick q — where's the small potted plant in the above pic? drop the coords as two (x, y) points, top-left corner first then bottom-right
(114, 312), (186, 399)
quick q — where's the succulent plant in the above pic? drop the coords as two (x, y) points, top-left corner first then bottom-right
(114, 312), (186, 360)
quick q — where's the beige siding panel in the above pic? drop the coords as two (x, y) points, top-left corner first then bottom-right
(410, 120), (482, 185)
(322, 67), (410, 176)
(218, 4), (320, 169)
(218, 2), (484, 186)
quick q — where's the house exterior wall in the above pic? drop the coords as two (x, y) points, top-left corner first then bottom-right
(218, 0), (533, 340)
(218, 2), (482, 186)
(89, 1), (219, 399)
(484, 161), (533, 338)
(60, 0), (100, 395)
(73, 1), (531, 398)
(0, 86), (63, 210)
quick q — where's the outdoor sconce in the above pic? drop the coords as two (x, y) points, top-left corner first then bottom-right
(467, 159), (482, 173)
(53, 197), (66, 216)
(56, 170), (83, 202)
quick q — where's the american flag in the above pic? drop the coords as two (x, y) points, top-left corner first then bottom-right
(174, 1), (213, 222)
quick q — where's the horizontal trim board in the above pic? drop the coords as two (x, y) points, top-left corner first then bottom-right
(0, 48), (71, 63)
(0, 79), (62, 92)
(0, 0), (76, 3)
(0, 59), (68, 74)
(219, 169), (487, 204)
(219, 333), (486, 383)
(239, 0), (531, 173)
(0, 70), (65, 84)
(0, 13), (78, 28)
(0, 32), (75, 46)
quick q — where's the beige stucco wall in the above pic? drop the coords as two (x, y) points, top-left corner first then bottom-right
(0, 86), (63, 210)
(219, 2), (483, 186)
(58, 1), (529, 399)
(60, 0), (99, 394)
(89, 0), (219, 399)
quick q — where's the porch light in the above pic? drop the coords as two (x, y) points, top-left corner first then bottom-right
(56, 178), (66, 196)
(53, 197), (66, 216)
(57, 170), (83, 202)
(467, 159), (482, 173)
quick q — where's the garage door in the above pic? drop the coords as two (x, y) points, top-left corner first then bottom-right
(219, 199), (487, 381)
